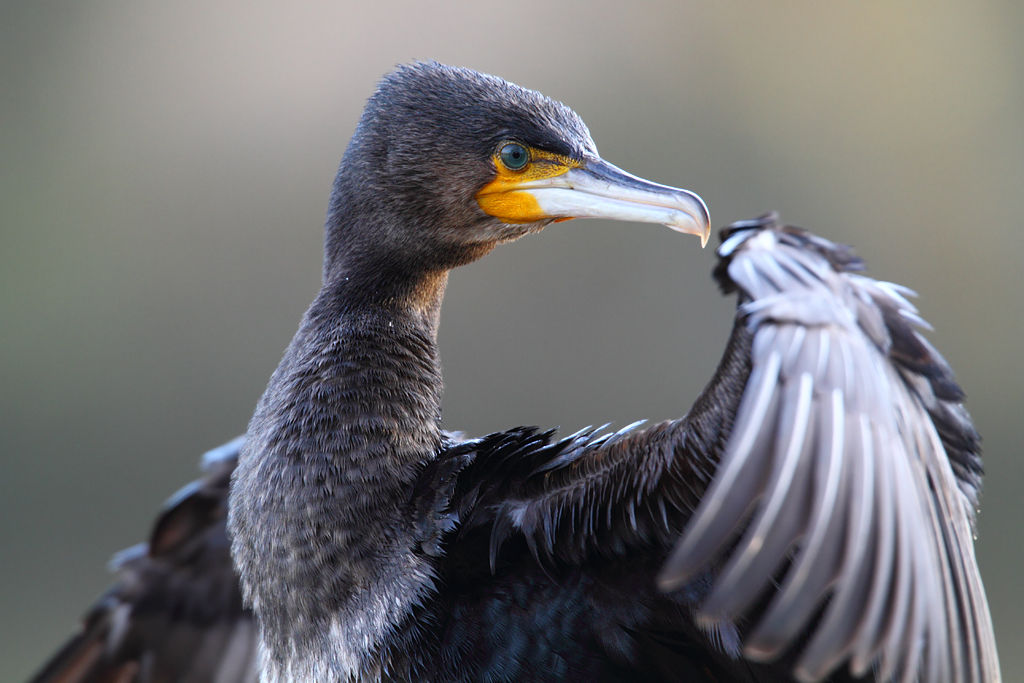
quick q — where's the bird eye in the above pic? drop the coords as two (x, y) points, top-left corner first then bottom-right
(499, 143), (529, 171)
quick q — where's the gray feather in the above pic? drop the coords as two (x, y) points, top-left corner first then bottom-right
(667, 218), (999, 682)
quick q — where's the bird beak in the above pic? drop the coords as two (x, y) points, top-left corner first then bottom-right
(476, 158), (711, 247)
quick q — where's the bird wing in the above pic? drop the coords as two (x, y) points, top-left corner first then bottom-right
(659, 214), (998, 683)
(27, 437), (259, 683)
(444, 214), (997, 683)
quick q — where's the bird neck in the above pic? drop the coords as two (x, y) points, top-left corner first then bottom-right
(321, 251), (450, 338)
(231, 265), (450, 679)
(293, 260), (449, 469)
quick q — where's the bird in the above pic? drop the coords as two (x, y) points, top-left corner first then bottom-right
(27, 61), (1000, 683)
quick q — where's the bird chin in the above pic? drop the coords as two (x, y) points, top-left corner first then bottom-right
(478, 218), (551, 244)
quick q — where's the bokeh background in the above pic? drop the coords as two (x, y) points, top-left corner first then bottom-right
(3, 1), (1022, 680)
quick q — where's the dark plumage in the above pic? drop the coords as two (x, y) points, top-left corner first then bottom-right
(29, 62), (999, 683)
(28, 438), (257, 683)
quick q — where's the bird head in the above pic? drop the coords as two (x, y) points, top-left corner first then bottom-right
(325, 62), (710, 278)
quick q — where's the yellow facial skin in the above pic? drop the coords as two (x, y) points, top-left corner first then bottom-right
(475, 146), (583, 223)
(473, 143), (711, 245)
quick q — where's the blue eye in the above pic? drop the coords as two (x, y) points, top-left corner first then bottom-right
(499, 143), (529, 170)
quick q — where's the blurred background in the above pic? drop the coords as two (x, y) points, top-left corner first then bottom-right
(2, 1), (1022, 680)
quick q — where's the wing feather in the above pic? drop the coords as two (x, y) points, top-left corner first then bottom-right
(746, 387), (846, 657)
(661, 216), (999, 682)
(660, 349), (782, 583)
(27, 438), (257, 683)
(849, 421), (896, 675)
(703, 371), (815, 618)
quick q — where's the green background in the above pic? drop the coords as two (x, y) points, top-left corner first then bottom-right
(3, 1), (1022, 680)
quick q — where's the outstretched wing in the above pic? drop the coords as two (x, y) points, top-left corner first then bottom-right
(28, 437), (258, 683)
(443, 214), (998, 683)
(660, 214), (998, 683)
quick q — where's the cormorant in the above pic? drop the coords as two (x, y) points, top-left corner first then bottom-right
(28, 62), (999, 683)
